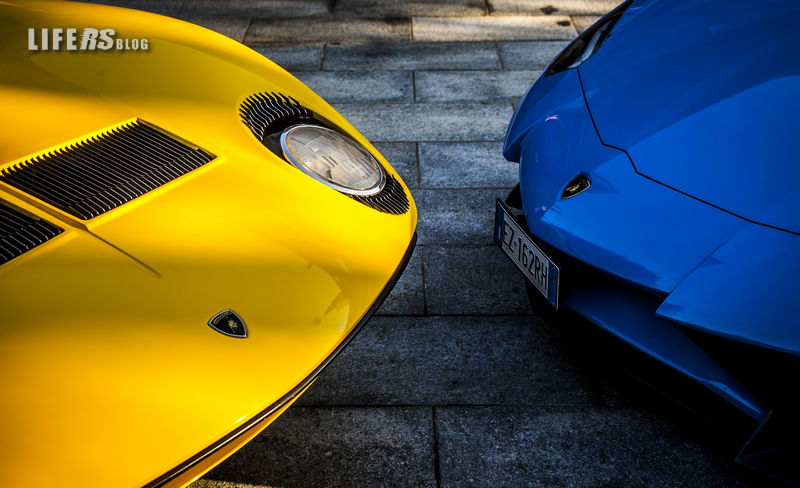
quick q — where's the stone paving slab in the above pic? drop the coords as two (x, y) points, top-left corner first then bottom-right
(436, 406), (750, 488)
(179, 0), (329, 18)
(335, 103), (512, 142)
(377, 246), (425, 315)
(424, 246), (532, 315)
(298, 315), (596, 406)
(251, 44), (323, 71)
(295, 71), (413, 103)
(416, 189), (510, 245)
(419, 141), (517, 189)
(336, 0), (487, 17)
(373, 142), (419, 189)
(489, 0), (622, 16)
(412, 15), (577, 42)
(415, 69), (539, 102)
(247, 17), (411, 44)
(196, 407), (435, 488)
(498, 40), (569, 69)
(573, 14), (602, 32)
(323, 42), (502, 71)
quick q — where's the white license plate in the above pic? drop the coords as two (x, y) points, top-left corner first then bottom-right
(494, 200), (560, 309)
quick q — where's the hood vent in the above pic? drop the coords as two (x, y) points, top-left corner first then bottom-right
(0, 202), (63, 266)
(240, 92), (314, 141)
(0, 121), (215, 220)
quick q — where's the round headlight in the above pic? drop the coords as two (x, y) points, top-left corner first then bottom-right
(280, 124), (385, 196)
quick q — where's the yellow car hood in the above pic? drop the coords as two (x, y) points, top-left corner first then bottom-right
(0, 2), (416, 487)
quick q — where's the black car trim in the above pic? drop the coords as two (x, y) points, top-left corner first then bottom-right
(143, 232), (417, 488)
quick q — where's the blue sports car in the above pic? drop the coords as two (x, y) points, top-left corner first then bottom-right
(494, 0), (800, 483)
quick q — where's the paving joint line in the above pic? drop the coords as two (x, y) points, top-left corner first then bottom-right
(414, 142), (422, 189)
(375, 313), (536, 318)
(292, 403), (603, 409)
(291, 68), (549, 73)
(414, 186), (517, 190)
(413, 244), (511, 249)
(319, 42), (327, 70)
(371, 140), (505, 144)
(432, 406), (442, 488)
(373, 313), (538, 319)
(334, 101), (513, 104)
(419, 246), (429, 315)
(241, 16), (255, 46)
(569, 15), (581, 35)
(374, 313), (537, 318)
(494, 41), (506, 69)
(293, 68), (536, 73)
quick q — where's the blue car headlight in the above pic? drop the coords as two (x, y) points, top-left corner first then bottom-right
(545, 0), (632, 76)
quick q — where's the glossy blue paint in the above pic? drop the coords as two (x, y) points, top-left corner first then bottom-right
(609, 0), (656, 31)
(580, 0), (800, 235)
(658, 223), (800, 356)
(502, 0), (800, 419)
(509, 69), (746, 294)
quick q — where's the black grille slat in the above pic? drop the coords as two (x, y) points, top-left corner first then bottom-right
(351, 175), (410, 215)
(0, 203), (63, 265)
(0, 121), (215, 219)
(240, 92), (314, 140)
(18, 154), (120, 209)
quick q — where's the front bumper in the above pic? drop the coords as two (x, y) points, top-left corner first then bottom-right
(493, 195), (766, 419)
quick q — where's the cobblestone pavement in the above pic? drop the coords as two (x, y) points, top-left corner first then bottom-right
(78, 1), (768, 486)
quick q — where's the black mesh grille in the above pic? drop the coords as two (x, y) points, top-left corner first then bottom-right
(0, 121), (215, 220)
(0, 202), (63, 265)
(240, 92), (314, 140)
(351, 175), (410, 215)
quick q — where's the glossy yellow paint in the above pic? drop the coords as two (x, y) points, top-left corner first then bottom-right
(0, 2), (416, 487)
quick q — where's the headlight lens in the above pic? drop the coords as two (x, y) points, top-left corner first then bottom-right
(544, 0), (630, 76)
(280, 124), (385, 196)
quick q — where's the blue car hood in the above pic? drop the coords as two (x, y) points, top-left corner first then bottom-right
(579, 0), (800, 235)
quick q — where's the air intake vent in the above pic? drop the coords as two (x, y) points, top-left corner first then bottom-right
(0, 202), (63, 266)
(240, 92), (314, 141)
(351, 174), (410, 215)
(0, 121), (215, 220)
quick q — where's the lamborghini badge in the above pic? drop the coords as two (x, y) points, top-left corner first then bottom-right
(208, 310), (248, 338)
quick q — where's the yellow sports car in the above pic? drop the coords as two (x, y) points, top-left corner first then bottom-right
(0, 1), (417, 487)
